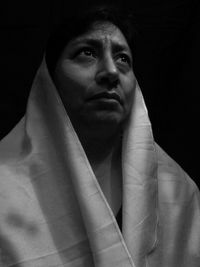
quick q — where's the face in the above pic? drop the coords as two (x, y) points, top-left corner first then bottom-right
(54, 21), (136, 131)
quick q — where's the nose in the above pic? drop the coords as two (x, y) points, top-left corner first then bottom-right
(95, 55), (119, 88)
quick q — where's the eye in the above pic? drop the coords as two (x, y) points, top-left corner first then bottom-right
(77, 47), (97, 58)
(117, 53), (132, 66)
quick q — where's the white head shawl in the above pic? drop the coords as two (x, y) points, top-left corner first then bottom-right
(0, 58), (199, 267)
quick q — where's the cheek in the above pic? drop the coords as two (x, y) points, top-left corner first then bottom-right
(56, 64), (92, 105)
(60, 64), (94, 95)
(123, 75), (136, 107)
(61, 65), (84, 88)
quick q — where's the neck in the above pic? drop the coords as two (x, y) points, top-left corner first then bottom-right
(72, 122), (123, 215)
(77, 126), (122, 215)
(76, 126), (122, 166)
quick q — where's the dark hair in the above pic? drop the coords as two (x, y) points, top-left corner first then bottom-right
(45, 3), (138, 77)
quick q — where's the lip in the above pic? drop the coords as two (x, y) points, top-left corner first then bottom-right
(87, 91), (122, 104)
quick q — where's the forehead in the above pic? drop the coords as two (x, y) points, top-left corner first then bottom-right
(68, 21), (130, 49)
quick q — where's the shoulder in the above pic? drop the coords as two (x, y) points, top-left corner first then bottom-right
(155, 143), (200, 242)
(155, 143), (199, 203)
(154, 143), (200, 262)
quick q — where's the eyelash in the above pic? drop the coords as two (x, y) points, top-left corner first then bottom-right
(76, 47), (97, 58)
(117, 54), (131, 65)
(75, 47), (131, 66)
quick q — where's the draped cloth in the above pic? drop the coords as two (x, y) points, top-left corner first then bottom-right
(0, 59), (199, 267)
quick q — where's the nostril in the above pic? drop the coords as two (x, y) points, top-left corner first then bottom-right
(108, 72), (119, 82)
(97, 76), (119, 89)
(96, 70), (119, 87)
(110, 79), (119, 88)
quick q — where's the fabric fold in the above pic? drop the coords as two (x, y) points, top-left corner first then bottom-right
(0, 58), (199, 267)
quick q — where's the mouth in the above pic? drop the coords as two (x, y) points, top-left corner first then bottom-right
(87, 91), (122, 105)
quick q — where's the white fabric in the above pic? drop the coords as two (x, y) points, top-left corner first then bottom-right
(0, 59), (199, 267)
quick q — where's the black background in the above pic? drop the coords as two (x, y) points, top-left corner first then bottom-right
(1, 0), (200, 187)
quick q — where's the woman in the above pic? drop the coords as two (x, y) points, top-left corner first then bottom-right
(0, 4), (199, 267)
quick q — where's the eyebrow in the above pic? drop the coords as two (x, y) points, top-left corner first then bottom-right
(69, 38), (131, 54)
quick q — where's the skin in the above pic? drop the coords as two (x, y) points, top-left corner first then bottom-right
(54, 21), (136, 141)
(53, 21), (136, 214)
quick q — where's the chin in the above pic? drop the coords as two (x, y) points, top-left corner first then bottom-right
(82, 111), (125, 130)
